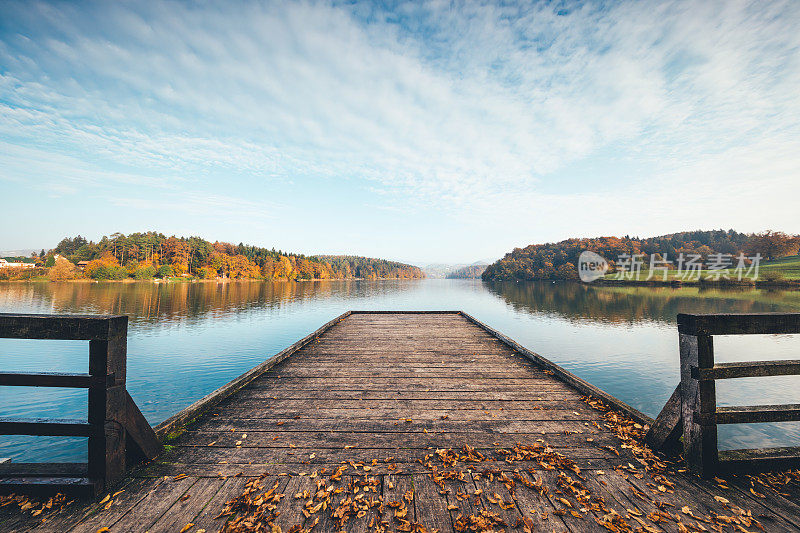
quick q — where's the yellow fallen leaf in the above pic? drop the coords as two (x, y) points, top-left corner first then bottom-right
(99, 494), (111, 505)
(714, 495), (729, 504)
(180, 523), (194, 533)
(96, 528), (110, 533)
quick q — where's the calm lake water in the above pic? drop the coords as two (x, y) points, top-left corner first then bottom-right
(2, 279), (800, 462)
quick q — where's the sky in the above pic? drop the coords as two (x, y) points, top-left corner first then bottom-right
(1, 0), (799, 265)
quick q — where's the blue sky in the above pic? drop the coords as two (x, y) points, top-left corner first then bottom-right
(1, 0), (799, 264)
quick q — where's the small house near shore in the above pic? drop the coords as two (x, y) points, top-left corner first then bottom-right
(0, 258), (36, 269)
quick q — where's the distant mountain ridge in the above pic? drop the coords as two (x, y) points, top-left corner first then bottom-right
(424, 259), (495, 278)
(0, 249), (38, 257)
(446, 264), (488, 279)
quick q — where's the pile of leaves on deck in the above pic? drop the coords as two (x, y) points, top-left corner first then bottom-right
(0, 492), (73, 522)
(206, 395), (794, 533)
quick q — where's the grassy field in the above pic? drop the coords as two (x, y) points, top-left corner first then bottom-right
(601, 254), (800, 282)
(760, 254), (800, 280)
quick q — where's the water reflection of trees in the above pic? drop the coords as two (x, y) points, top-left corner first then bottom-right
(0, 280), (421, 328)
(484, 281), (800, 326)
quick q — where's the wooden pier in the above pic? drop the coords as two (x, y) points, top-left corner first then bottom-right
(3, 311), (800, 532)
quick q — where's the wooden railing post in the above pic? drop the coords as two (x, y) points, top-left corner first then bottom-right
(680, 331), (718, 476)
(88, 316), (128, 491)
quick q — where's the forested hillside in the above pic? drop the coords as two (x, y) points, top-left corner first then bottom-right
(310, 255), (423, 279)
(15, 232), (423, 281)
(482, 230), (799, 281)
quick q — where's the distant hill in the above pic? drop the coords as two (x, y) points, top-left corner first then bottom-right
(309, 255), (423, 279)
(0, 249), (38, 257)
(482, 230), (799, 281)
(446, 264), (488, 279)
(423, 263), (466, 278)
(424, 260), (495, 278)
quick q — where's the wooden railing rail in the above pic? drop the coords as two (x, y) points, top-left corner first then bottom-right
(0, 313), (161, 494)
(646, 312), (800, 477)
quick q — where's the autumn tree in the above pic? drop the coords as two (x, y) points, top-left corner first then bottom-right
(48, 257), (77, 281)
(745, 231), (800, 260)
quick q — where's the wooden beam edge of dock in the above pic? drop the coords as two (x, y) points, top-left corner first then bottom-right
(459, 311), (655, 427)
(153, 310), (356, 440)
(152, 310), (652, 447)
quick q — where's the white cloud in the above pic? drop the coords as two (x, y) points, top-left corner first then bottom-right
(0, 0), (798, 256)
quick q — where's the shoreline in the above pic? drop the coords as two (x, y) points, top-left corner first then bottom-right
(593, 278), (800, 290)
(0, 276), (427, 283)
(3, 276), (798, 290)
(479, 278), (800, 290)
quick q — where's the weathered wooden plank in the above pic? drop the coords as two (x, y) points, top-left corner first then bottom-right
(174, 430), (613, 449)
(0, 372), (109, 388)
(123, 390), (162, 460)
(644, 383), (682, 453)
(719, 446), (800, 472)
(678, 312), (800, 336)
(139, 458), (618, 477)
(536, 468), (608, 532)
(694, 359), (800, 380)
(146, 476), (226, 533)
(266, 369), (538, 378)
(508, 470), (571, 532)
(192, 417), (599, 434)
(163, 444), (619, 466)
(68, 476), (168, 533)
(0, 463), (87, 477)
(101, 475), (197, 532)
(88, 324), (128, 492)
(381, 474), (415, 529)
(272, 475), (313, 533)
(216, 397), (584, 411)
(0, 313), (126, 340)
(230, 389), (580, 401)
(186, 476), (251, 532)
(579, 471), (663, 532)
(468, 472), (523, 530)
(714, 404), (800, 424)
(670, 472), (800, 531)
(671, 473), (800, 532)
(0, 477), (95, 498)
(0, 418), (93, 437)
(681, 332), (718, 476)
(247, 378), (577, 392)
(413, 474), (454, 533)
(209, 407), (598, 422)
